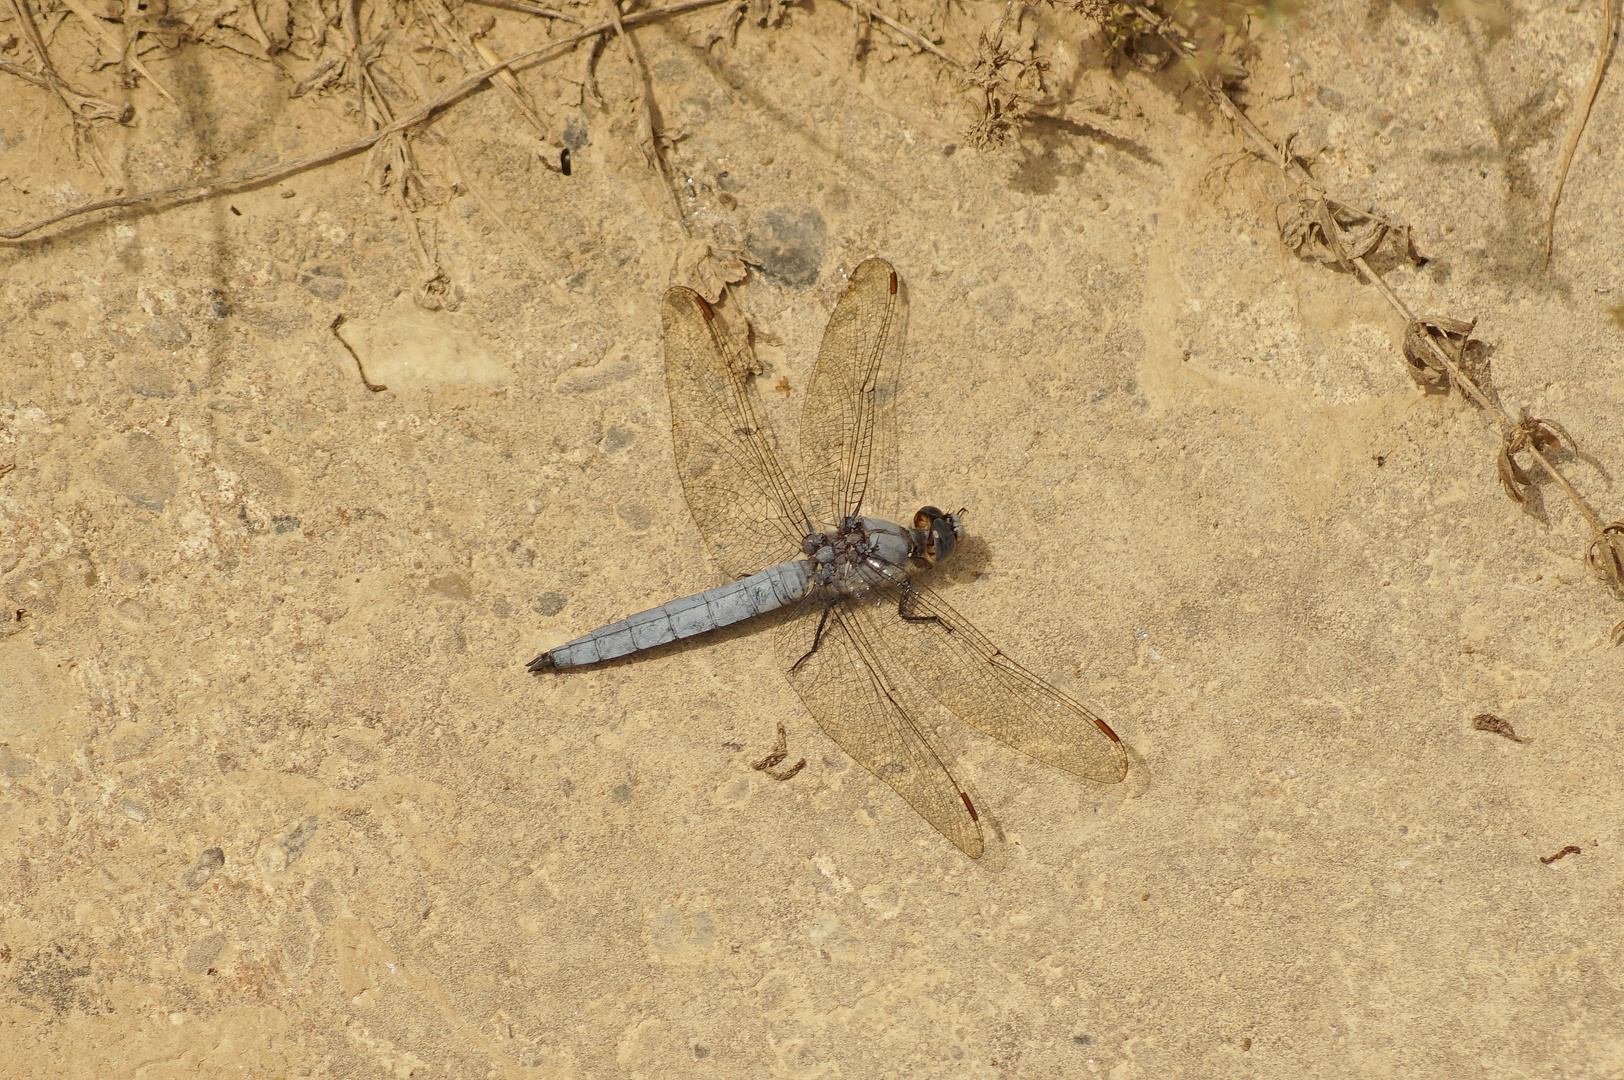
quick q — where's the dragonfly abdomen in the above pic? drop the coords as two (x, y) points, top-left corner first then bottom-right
(531, 560), (813, 670)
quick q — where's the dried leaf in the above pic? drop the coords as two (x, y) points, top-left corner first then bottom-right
(1497, 447), (1531, 504)
(1402, 316), (1476, 390)
(1587, 521), (1624, 600)
(1278, 198), (1423, 273)
(1498, 416), (1580, 506)
(675, 238), (747, 304)
(1534, 417), (1577, 457)
(1422, 316), (1477, 337)
(1472, 713), (1526, 742)
(1391, 224), (1427, 266)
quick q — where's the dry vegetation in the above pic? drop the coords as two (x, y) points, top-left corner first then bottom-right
(5, 0), (1617, 638)
(2, 0), (1623, 1070)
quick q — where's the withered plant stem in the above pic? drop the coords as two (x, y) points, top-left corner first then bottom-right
(601, 0), (688, 231)
(1122, 1), (1618, 613)
(1544, 0), (1620, 267)
(468, 0), (579, 21)
(1134, 4), (1606, 538)
(1352, 255), (1603, 533)
(0, 55), (51, 89)
(828, 0), (967, 68)
(4, 0), (131, 121)
(0, 0), (732, 242)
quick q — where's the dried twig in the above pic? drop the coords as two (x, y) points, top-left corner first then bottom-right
(330, 315), (387, 392)
(342, 0), (365, 128)
(600, 0), (687, 229)
(417, 0), (552, 145)
(58, 0), (177, 104)
(3, 0), (133, 122)
(828, 0), (966, 67)
(290, 55), (343, 97)
(468, 0), (579, 21)
(1111, 2), (1623, 633)
(1543, 0), (1620, 266)
(0, 56), (53, 89)
(0, 0), (732, 242)
(353, 57), (450, 306)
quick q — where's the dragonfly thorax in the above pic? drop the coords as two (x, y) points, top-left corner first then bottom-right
(802, 509), (964, 598)
(803, 516), (913, 596)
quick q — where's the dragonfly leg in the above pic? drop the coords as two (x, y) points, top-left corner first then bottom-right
(789, 605), (835, 673)
(897, 582), (946, 626)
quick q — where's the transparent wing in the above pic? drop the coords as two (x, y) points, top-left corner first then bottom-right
(870, 581), (1128, 784)
(775, 596), (984, 858)
(799, 259), (906, 528)
(663, 288), (811, 579)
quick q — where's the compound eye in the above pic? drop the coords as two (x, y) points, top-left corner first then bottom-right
(929, 517), (957, 562)
(913, 505), (944, 530)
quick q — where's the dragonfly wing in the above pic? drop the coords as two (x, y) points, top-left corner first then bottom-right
(663, 288), (811, 579)
(870, 581), (1128, 784)
(775, 596), (984, 858)
(799, 258), (906, 528)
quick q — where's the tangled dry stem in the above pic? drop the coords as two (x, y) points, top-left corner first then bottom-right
(1112, 2), (1623, 637)
(3, 0), (1619, 628)
(962, 20), (1049, 149)
(1543, 0), (1621, 267)
(0, 0), (731, 243)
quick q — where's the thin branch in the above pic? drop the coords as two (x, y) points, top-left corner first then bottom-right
(290, 55), (342, 97)
(4, 0), (132, 122)
(468, 0), (579, 22)
(601, 0), (687, 229)
(0, 0), (732, 242)
(417, 0), (553, 145)
(1543, 0), (1620, 266)
(1129, 3), (1614, 548)
(343, 0), (366, 129)
(330, 316), (387, 392)
(0, 56), (52, 89)
(828, 0), (966, 68)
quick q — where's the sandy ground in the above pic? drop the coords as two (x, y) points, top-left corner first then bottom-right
(3, 0), (1624, 1075)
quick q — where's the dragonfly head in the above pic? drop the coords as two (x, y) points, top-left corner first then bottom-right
(911, 506), (964, 568)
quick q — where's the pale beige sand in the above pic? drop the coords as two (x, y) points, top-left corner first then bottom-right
(2, 0), (1623, 1075)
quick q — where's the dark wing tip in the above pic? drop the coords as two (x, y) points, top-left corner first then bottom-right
(526, 653), (558, 673)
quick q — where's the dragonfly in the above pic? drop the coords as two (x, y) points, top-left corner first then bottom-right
(529, 259), (1127, 857)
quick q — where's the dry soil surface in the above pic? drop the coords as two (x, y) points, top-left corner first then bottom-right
(2, 0), (1624, 1076)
